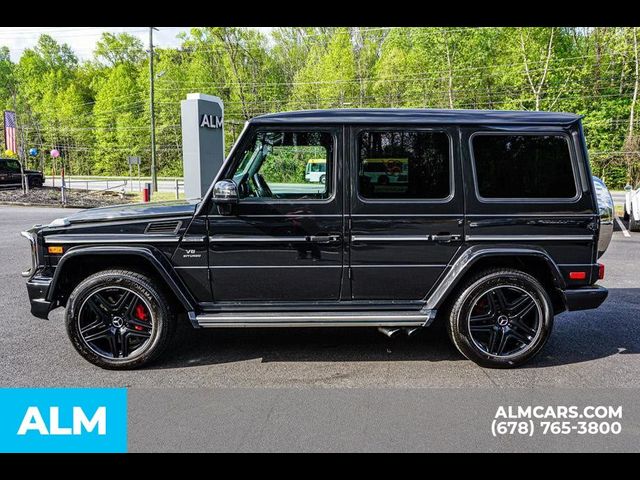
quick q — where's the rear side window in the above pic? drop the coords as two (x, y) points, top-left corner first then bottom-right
(358, 130), (450, 200)
(471, 134), (577, 199)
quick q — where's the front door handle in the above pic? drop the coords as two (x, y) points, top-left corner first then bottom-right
(431, 233), (462, 243)
(308, 235), (341, 244)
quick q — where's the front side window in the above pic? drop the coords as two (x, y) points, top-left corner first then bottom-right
(358, 131), (450, 199)
(472, 134), (577, 199)
(231, 130), (333, 200)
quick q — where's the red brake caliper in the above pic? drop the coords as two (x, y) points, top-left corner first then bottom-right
(134, 304), (148, 330)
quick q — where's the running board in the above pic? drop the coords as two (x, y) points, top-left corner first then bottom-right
(194, 310), (436, 328)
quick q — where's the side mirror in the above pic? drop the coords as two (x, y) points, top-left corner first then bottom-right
(212, 180), (238, 215)
(624, 184), (633, 192)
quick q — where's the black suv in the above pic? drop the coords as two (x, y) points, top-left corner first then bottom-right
(1, 158), (44, 188)
(21, 109), (612, 369)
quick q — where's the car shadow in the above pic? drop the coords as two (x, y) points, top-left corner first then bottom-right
(151, 288), (640, 370)
(524, 287), (640, 368)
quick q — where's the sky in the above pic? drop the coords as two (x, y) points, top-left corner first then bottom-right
(0, 27), (273, 62)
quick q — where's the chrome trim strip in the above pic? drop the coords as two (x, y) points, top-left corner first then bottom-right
(236, 214), (342, 218)
(208, 265), (341, 269)
(465, 213), (597, 218)
(197, 321), (427, 328)
(44, 235), (182, 244)
(465, 235), (593, 241)
(21, 227), (39, 277)
(209, 236), (309, 243)
(195, 311), (435, 328)
(351, 235), (431, 242)
(181, 235), (206, 243)
(351, 264), (447, 268)
(350, 213), (464, 217)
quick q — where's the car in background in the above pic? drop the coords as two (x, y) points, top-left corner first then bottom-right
(624, 182), (640, 232)
(304, 158), (327, 184)
(0, 158), (44, 189)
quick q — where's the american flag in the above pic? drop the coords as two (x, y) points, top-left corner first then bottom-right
(4, 111), (17, 155)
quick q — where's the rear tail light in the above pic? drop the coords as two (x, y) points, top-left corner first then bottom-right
(598, 263), (605, 280)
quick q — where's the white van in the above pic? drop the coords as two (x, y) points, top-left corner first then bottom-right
(305, 158), (327, 184)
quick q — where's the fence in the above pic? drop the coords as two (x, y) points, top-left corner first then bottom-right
(48, 177), (185, 200)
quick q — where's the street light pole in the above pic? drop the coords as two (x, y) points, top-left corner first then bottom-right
(149, 26), (158, 192)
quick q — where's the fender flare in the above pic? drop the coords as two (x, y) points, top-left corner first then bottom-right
(46, 245), (197, 311)
(425, 246), (566, 310)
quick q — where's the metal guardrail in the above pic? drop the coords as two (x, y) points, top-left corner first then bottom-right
(59, 178), (185, 198)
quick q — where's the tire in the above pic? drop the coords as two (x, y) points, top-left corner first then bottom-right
(447, 268), (553, 369)
(320, 174), (326, 185)
(629, 208), (640, 232)
(28, 177), (43, 189)
(65, 269), (176, 369)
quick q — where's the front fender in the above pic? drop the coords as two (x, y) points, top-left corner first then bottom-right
(425, 245), (565, 310)
(47, 245), (197, 312)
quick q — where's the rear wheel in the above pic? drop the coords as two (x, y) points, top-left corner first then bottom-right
(65, 269), (175, 369)
(447, 268), (553, 368)
(28, 177), (43, 188)
(320, 174), (326, 184)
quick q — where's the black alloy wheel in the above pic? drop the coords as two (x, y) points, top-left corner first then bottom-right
(447, 268), (553, 368)
(467, 285), (541, 357)
(77, 286), (154, 359)
(66, 270), (175, 369)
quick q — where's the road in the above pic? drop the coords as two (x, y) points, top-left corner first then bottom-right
(1, 205), (639, 451)
(44, 178), (182, 194)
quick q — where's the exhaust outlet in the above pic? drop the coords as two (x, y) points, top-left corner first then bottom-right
(378, 327), (401, 338)
(404, 327), (420, 337)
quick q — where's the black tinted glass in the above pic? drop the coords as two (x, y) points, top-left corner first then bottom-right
(472, 134), (576, 199)
(358, 131), (450, 199)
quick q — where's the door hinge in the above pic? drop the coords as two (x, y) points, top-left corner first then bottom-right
(348, 267), (352, 279)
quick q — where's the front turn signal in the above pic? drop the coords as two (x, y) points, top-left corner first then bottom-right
(47, 245), (64, 255)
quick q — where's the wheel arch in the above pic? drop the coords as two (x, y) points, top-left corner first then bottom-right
(47, 245), (197, 313)
(426, 246), (566, 313)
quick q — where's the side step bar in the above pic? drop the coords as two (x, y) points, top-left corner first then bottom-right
(193, 310), (436, 328)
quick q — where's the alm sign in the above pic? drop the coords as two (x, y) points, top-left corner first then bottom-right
(200, 114), (223, 129)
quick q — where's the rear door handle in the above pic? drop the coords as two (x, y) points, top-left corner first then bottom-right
(431, 234), (462, 243)
(308, 235), (341, 244)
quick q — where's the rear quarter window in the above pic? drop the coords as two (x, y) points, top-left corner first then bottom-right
(471, 133), (577, 200)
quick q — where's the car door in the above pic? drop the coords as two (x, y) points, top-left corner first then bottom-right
(348, 126), (464, 300)
(207, 125), (345, 303)
(0, 161), (8, 185)
(5, 159), (22, 186)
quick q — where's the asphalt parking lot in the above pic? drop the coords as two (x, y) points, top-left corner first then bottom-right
(1, 205), (638, 389)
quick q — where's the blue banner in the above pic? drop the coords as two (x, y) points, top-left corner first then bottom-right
(0, 388), (127, 453)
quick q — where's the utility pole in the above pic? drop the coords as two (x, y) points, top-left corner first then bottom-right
(149, 27), (158, 192)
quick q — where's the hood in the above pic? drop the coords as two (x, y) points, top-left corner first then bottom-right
(55, 199), (200, 225)
(24, 170), (42, 175)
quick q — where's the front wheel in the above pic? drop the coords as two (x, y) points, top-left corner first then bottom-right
(447, 268), (553, 368)
(630, 207), (640, 232)
(65, 269), (175, 369)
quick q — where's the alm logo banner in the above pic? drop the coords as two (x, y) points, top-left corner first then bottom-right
(0, 388), (127, 453)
